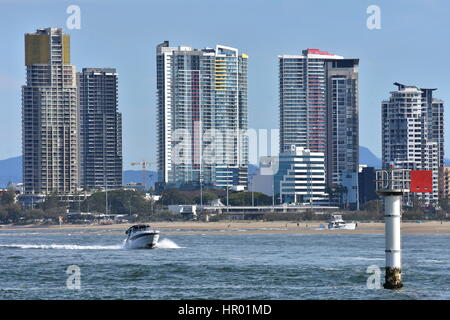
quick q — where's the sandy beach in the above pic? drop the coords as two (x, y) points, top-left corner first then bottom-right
(1, 220), (450, 235)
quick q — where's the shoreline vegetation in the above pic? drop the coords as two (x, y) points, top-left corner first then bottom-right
(2, 189), (450, 235)
(1, 220), (450, 235)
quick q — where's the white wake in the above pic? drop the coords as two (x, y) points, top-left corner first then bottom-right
(0, 244), (123, 250)
(0, 238), (183, 250)
(154, 238), (183, 249)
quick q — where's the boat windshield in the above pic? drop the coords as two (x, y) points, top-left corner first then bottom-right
(125, 225), (150, 234)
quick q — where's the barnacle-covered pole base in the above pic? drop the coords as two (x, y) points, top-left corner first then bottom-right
(384, 267), (403, 289)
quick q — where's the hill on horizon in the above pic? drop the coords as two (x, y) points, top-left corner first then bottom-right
(0, 156), (22, 188)
(359, 146), (381, 169)
(4, 146), (443, 188)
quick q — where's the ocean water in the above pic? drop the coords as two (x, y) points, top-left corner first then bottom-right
(0, 228), (449, 300)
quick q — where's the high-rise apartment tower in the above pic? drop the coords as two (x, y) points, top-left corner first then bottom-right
(382, 82), (444, 205)
(278, 49), (359, 189)
(78, 68), (122, 190)
(22, 28), (78, 194)
(156, 41), (248, 189)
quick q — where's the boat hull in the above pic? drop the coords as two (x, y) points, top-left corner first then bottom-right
(328, 223), (356, 230)
(124, 232), (160, 249)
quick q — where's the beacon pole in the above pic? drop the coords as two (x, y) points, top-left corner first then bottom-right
(382, 190), (403, 289)
(376, 165), (432, 290)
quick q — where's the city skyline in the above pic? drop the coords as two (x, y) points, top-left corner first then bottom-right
(1, 1), (449, 170)
(16, 27), (446, 207)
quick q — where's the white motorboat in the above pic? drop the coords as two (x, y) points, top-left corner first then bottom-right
(327, 214), (356, 230)
(124, 224), (160, 249)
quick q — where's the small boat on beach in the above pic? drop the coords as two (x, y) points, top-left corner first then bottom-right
(124, 224), (160, 249)
(327, 214), (356, 230)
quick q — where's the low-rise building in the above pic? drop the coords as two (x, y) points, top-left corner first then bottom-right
(274, 146), (328, 204)
(249, 157), (276, 196)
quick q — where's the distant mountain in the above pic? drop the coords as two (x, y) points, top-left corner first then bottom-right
(359, 146), (381, 169)
(2, 150), (449, 188)
(0, 155), (158, 189)
(123, 170), (157, 188)
(358, 146), (450, 169)
(0, 156), (22, 187)
(0, 158), (260, 188)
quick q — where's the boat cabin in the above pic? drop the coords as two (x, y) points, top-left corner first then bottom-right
(125, 224), (151, 235)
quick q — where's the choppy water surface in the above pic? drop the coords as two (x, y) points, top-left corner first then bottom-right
(0, 228), (449, 299)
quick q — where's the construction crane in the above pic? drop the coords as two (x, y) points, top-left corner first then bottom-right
(130, 161), (154, 189)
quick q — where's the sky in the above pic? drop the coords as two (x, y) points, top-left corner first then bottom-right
(0, 0), (449, 170)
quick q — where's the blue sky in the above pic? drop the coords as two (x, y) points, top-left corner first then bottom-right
(0, 0), (449, 169)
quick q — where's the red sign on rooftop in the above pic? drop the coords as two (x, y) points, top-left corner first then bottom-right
(410, 170), (433, 193)
(306, 48), (335, 56)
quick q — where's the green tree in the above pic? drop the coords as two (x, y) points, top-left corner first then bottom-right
(222, 191), (272, 206)
(0, 204), (22, 223)
(439, 194), (450, 213)
(403, 196), (425, 220)
(0, 190), (16, 206)
(23, 208), (46, 220)
(157, 188), (194, 205)
(252, 192), (273, 205)
(0, 206), (8, 223)
(81, 190), (152, 216)
(363, 199), (382, 215)
(193, 191), (218, 205)
(37, 194), (66, 212)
